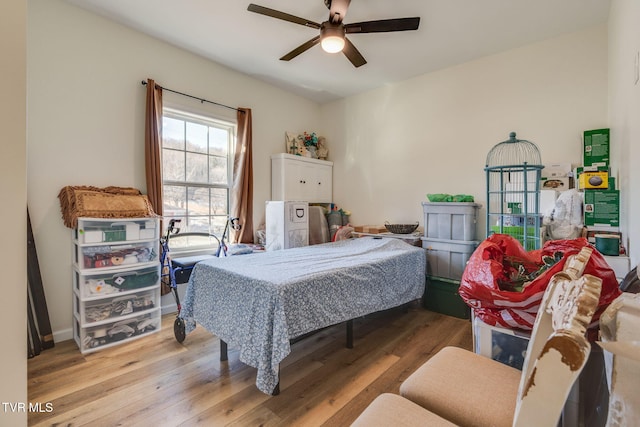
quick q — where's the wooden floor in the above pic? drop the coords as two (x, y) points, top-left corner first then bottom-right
(28, 303), (472, 426)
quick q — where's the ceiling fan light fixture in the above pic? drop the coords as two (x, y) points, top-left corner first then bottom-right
(321, 35), (345, 53)
(320, 23), (345, 53)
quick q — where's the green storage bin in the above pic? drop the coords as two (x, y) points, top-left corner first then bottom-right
(423, 276), (470, 319)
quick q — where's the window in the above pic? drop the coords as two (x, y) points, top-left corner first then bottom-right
(162, 108), (235, 239)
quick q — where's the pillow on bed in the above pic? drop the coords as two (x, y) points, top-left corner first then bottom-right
(228, 244), (254, 256)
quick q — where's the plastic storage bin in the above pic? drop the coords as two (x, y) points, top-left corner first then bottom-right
(472, 315), (530, 369)
(73, 311), (160, 353)
(423, 276), (470, 319)
(422, 202), (480, 241)
(421, 237), (479, 280)
(74, 240), (158, 270)
(74, 218), (157, 244)
(73, 264), (160, 298)
(74, 288), (159, 324)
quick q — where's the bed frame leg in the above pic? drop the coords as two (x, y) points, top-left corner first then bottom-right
(220, 339), (228, 362)
(346, 319), (353, 349)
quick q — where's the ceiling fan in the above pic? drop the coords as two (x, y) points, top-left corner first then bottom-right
(247, 0), (420, 68)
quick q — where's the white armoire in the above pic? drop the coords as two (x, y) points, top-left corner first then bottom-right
(271, 153), (333, 203)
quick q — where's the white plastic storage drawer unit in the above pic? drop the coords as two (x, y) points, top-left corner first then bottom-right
(422, 237), (479, 281)
(422, 202), (481, 241)
(72, 217), (161, 354)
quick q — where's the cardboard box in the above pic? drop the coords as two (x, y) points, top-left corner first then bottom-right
(585, 227), (621, 245)
(353, 225), (387, 234)
(584, 128), (610, 167)
(578, 171), (609, 189)
(541, 177), (572, 191)
(584, 190), (619, 227)
(575, 165), (609, 175)
(575, 165), (613, 189)
(542, 163), (572, 178)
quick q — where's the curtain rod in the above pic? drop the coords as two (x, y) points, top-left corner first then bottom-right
(141, 80), (244, 113)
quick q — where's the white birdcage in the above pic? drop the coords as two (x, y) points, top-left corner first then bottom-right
(485, 132), (544, 250)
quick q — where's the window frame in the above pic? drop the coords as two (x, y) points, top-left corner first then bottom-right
(161, 106), (236, 251)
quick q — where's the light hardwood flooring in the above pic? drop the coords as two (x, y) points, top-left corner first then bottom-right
(28, 303), (472, 426)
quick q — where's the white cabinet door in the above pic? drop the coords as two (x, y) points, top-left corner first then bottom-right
(308, 162), (332, 203)
(271, 153), (333, 203)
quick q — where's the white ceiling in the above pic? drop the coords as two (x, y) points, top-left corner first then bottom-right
(63, 0), (611, 104)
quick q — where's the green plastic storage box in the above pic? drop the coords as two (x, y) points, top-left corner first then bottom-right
(423, 276), (471, 319)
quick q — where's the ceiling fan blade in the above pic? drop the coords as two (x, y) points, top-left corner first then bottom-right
(247, 4), (321, 29)
(327, 0), (351, 24)
(342, 38), (367, 68)
(345, 17), (420, 34)
(280, 36), (321, 61)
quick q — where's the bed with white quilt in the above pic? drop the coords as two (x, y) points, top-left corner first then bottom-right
(179, 237), (425, 394)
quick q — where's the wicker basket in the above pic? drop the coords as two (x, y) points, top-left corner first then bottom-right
(384, 222), (419, 234)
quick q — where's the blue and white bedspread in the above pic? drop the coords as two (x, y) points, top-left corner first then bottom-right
(179, 237), (425, 394)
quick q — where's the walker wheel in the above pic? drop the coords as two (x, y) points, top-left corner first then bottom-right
(174, 317), (186, 343)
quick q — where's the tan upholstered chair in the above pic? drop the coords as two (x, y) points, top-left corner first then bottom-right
(352, 247), (603, 427)
(351, 393), (457, 427)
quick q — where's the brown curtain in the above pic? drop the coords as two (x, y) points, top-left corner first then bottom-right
(144, 79), (163, 217)
(231, 108), (254, 243)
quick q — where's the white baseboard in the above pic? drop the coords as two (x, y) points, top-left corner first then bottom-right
(161, 301), (179, 315)
(161, 283), (187, 315)
(53, 328), (73, 343)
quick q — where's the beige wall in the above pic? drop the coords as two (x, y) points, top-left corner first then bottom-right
(27, 0), (321, 340)
(321, 25), (608, 241)
(1, 0), (27, 425)
(609, 0), (640, 267)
